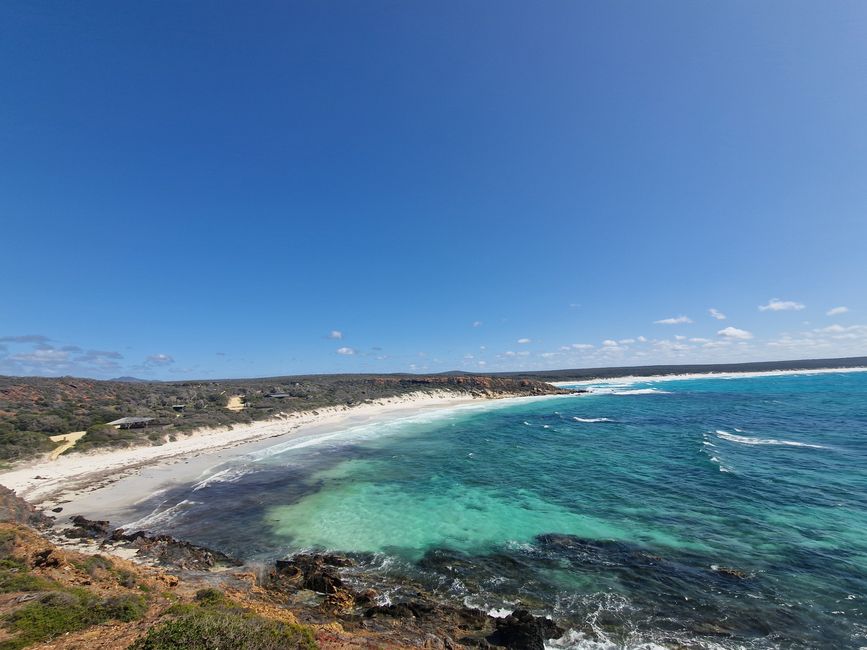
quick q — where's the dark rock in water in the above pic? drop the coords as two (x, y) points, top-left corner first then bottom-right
(0, 485), (52, 528)
(486, 609), (564, 650)
(714, 566), (747, 579)
(51, 507), (63, 513)
(118, 531), (240, 571)
(273, 553), (350, 594)
(64, 515), (111, 539)
(365, 601), (438, 620)
(365, 598), (489, 632)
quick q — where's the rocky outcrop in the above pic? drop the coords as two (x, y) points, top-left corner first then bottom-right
(63, 514), (111, 539)
(487, 609), (564, 650)
(266, 553), (565, 649)
(113, 529), (241, 571)
(0, 484), (52, 528)
(273, 553), (351, 594)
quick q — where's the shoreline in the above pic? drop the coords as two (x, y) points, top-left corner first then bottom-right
(0, 390), (483, 512)
(0, 389), (567, 523)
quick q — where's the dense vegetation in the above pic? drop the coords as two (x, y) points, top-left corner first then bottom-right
(0, 374), (564, 462)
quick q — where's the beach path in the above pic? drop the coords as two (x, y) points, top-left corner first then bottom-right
(226, 396), (245, 411)
(48, 431), (87, 461)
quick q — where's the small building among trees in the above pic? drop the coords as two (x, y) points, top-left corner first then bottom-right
(106, 417), (154, 430)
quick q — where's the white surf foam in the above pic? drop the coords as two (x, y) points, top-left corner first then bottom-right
(553, 366), (867, 389)
(122, 498), (200, 531)
(714, 429), (827, 449)
(572, 417), (615, 423)
(192, 466), (251, 491)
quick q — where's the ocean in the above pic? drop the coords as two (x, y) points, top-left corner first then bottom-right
(121, 369), (867, 649)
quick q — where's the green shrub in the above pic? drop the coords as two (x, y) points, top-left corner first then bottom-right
(0, 559), (55, 593)
(0, 588), (148, 650)
(102, 593), (148, 621)
(129, 608), (317, 650)
(0, 431), (54, 462)
(194, 587), (229, 607)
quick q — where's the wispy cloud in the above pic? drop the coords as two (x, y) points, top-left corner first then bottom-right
(759, 298), (805, 312)
(472, 321), (483, 328)
(146, 353), (175, 365)
(336, 346), (356, 355)
(327, 330), (343, 340)
(0, 334), (51, 344)
(708, 308), (726, 320)
(654, 316), (692, 325)
(517, 338), (531, 344)
(717, 326), (753, 340)
(826, 306), (849, 316)
(560, 343), (593, 351)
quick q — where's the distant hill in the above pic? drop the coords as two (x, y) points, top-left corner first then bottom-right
(109, 376), (152, 383)
(496, 355), (867, 381)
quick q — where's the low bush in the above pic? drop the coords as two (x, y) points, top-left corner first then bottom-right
(0, 559), (55, 593)
(0, 588), (147, 650)
(130, 597), (317, 650)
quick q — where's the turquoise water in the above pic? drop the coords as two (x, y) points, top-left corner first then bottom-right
(127, 370), (867, 648)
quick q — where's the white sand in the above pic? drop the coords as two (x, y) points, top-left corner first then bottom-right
(0, 390), (489, 519)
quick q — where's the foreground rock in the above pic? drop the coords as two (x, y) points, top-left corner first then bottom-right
(0, 484), (52, 528)
(267, 553), (565, 649)
(113, 529), (242, 571)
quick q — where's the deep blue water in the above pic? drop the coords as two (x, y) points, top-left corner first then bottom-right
(124, 370), (867, 649)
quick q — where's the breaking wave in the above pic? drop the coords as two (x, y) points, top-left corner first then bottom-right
(713, 429), (827, 449)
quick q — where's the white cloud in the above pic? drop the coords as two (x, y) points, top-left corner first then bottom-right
(504, 351), (516, 357)
(654, 316), (693, 325)
(477, 360), (487, 366)
(709, 308), (726, 320)
(637, 336), (647, 343)
(570, 343), (593, 350)
(759, 298), (805, 312)
(602, 339), (618, 347)
(327, 330), (343, 340)
(674, 335), (686, 341)
(336, 347), (356, 355)
(689, 337), (710, 343)
(146, 353), (174, 365)
(826, 306), (849, 316)
(717, 326), (753, 340)
(619, 338), (635, 344)
(517, 338), (531, 344)
(12, 348), (70, 363)
(540, 352), (557, 358)
(472, 321), (483, 328)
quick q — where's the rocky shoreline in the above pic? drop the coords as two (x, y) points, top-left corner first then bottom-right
(62, 514), (565, 649)
(0, 484), (567, 649)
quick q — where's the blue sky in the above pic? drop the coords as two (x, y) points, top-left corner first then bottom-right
(1, 1), (866, 379)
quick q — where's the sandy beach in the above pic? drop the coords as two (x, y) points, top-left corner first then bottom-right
(0, 390), (489, 522)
